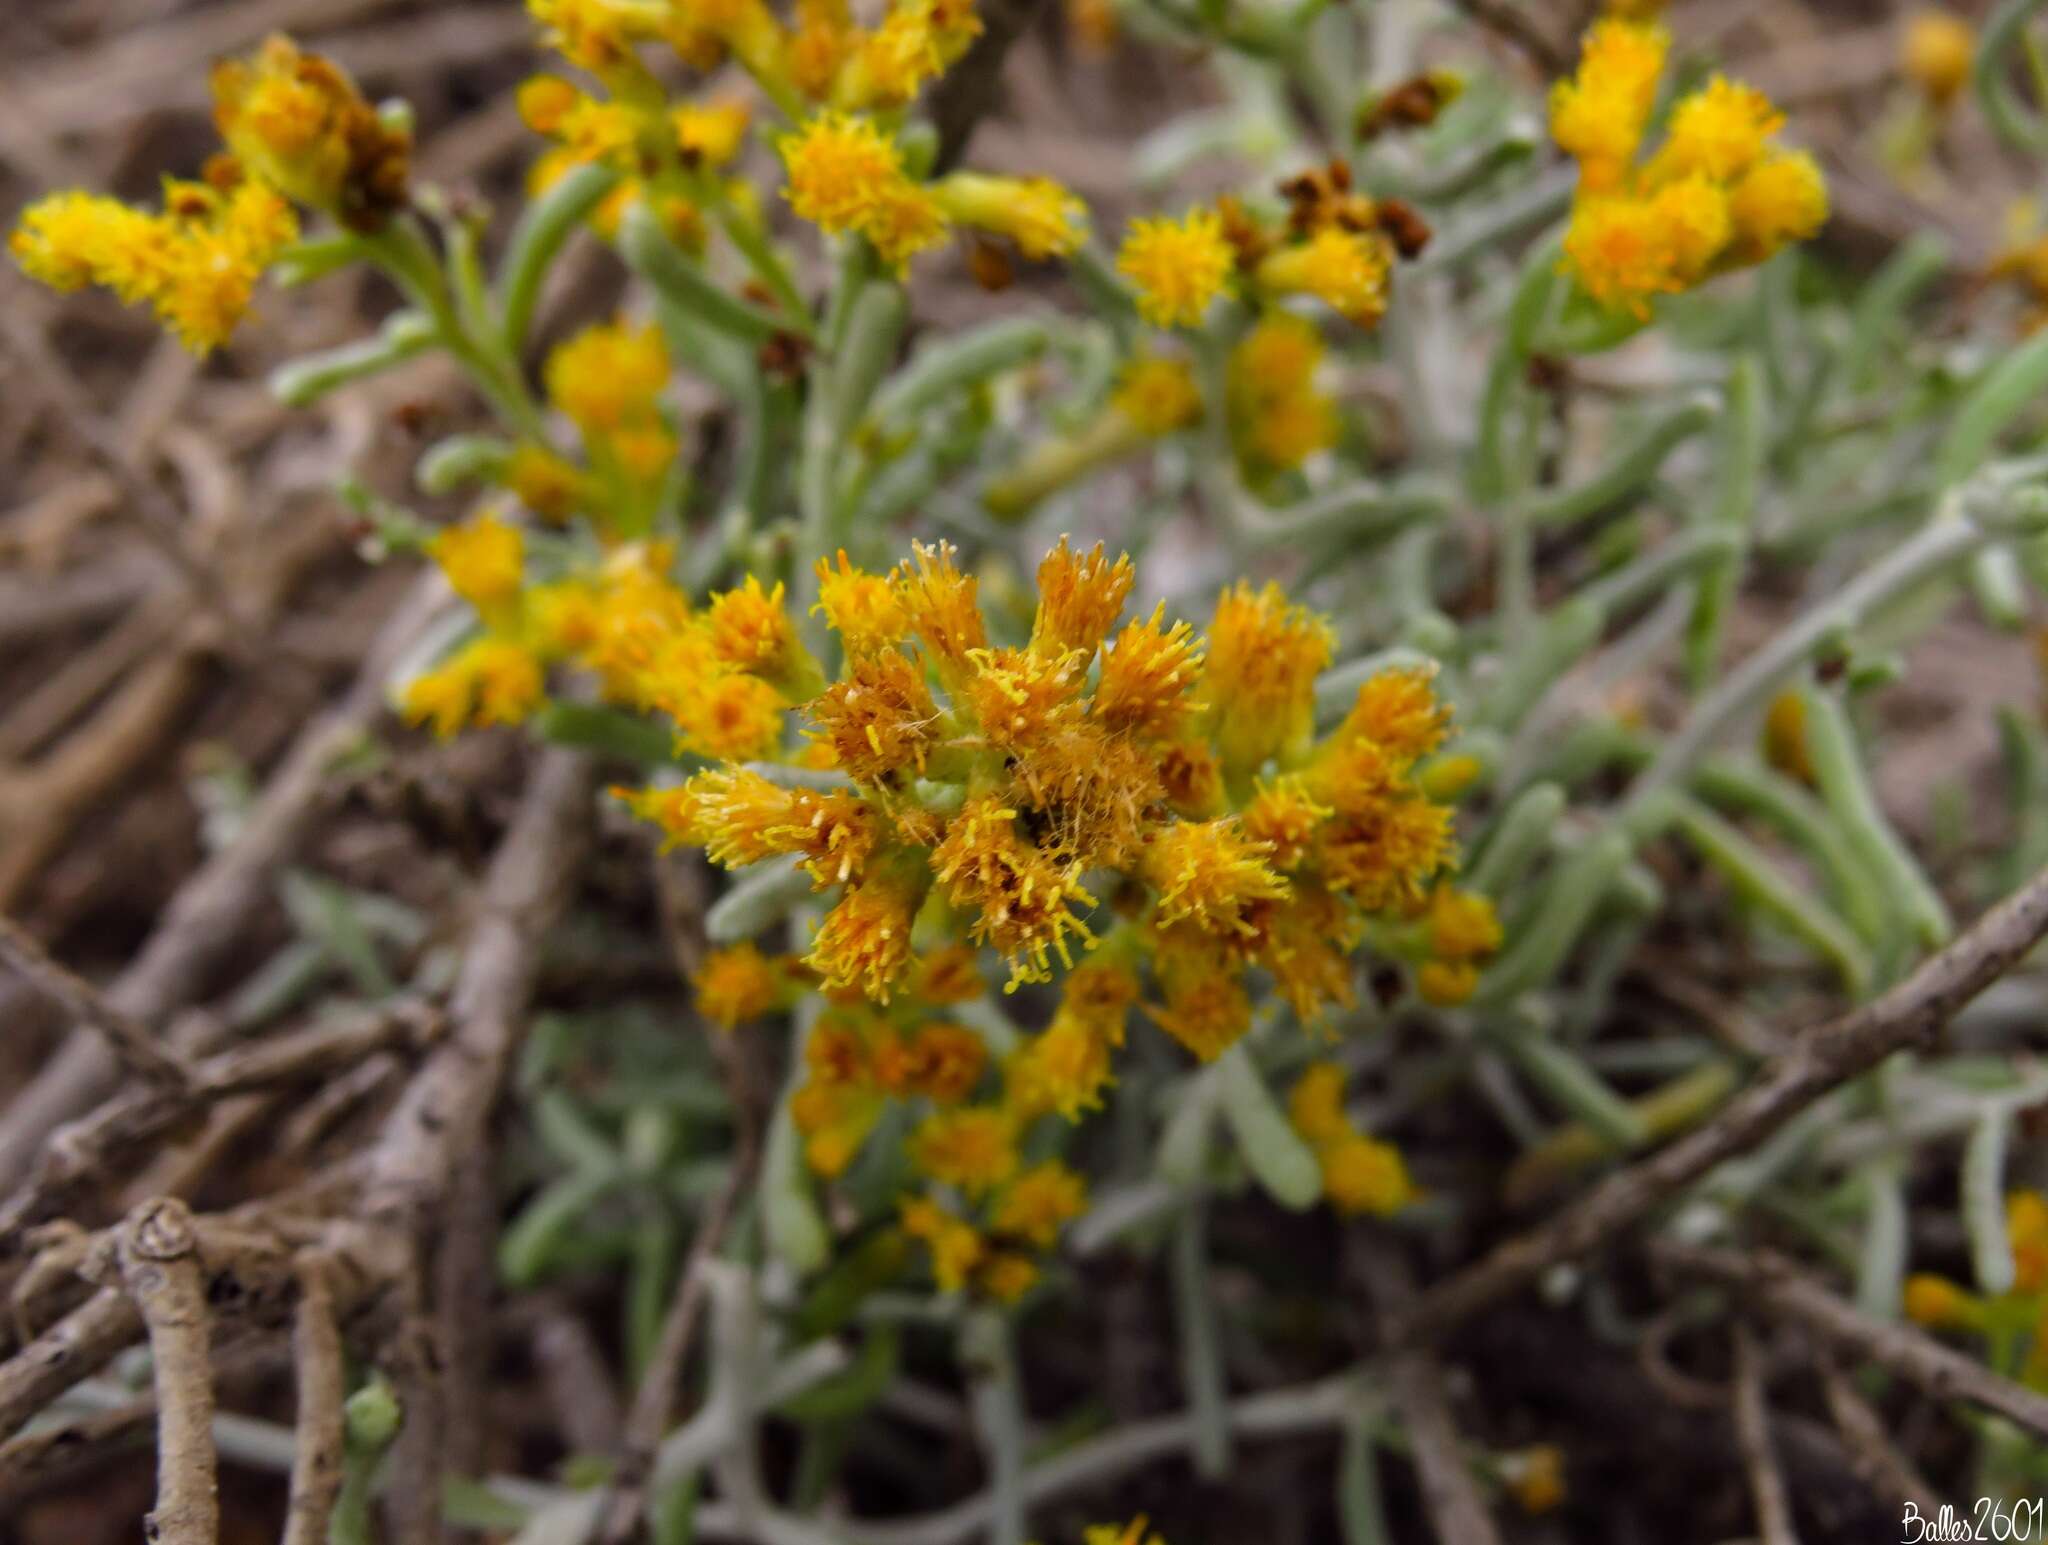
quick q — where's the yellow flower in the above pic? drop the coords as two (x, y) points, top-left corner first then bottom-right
(1032, 538), (1134, 658)
(1095, 607), (1204, 743)
(874, 1022), (989, 1102)
(977, 1251), (1040, 1302)
(1427, 885), (1502, 960)
(1320, 1133), (1415, 1215)
(909, 1104), (1019, 1195)
(665, 670), (789, 762)
(934, 171), (1087, 260)
(1727, 151), (1828, 260)
(505, 443), (586, 522)
(1086, 1518), (1164, 1545)
(808, 866), (927, 1000)
(991, 1161), (1088, 1246)
(900, 1197), (984, 1291)
(1228, 315), (1336, 472)
(1560, 195), (1685, 317)
(1903, 10), (1975, 109)
(2011, 1190), (2048, 1292)
(862, 179), (952, 273)
(1549, 19), (1669, 192)
(705, 576), (824, 698)
(1649, 75), (1783, 184)
(1199, 581), (1333, 776)
(893, 540), (989, 677)
(1288, 1062), (1353, 1148)
(1319, 792), (1454, 912)
(838, 0), (983, 108)
(669, 766), (876, 881)
(518, 75), (582, 134)
(1142, 818), (1289, 937)
(544, 317), (669, 433)
(1241, 777), (1330, 871)
(813, 550), (911, 653)
(1146, 958), (1252, 1062)
(692, 944), (784, 1028)
(1110, 356), (1204, 435)
(210, 34), (410, 228)
(807, 649), (942, 782)
(794, 1078), (883, 1176)
(931, 798), (1097, 988)
(1256, 229), (1392, 327)
(529, 0), (661, 73)
(1117, 209), (1235, 328)
(11, 175), (298, 356)
(430, 512), (525, 616)
(1504, 1445), (1567, 1514)
(673, 97), (751, 166)
(780, 110), (907, 234)
(401, 637), (546, 738)
(1415, 959), (1479, 1005)
(1903, 1272), (1974, 1329)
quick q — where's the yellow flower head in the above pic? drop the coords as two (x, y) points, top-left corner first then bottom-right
(894, 541), (988, 676)
(1336, 667), (1451, 768)
(529, 0), (661, 73)
(1200, 581), (1334, 776)
(1428, 885), (1502, 961)
(401, 637), (546, 738)
(1288, 1062), (1353, 1148)
(1903, 1272), (1975, 1329)
(814, 550), (911, 653)
(12, 175), (297, 356)
(1321, 1133), (1415, 1215)
(1903, 10), (1975, 108)
(808, 866), (927, 1000)
(664, 669), (789, 762)
(1110, 356), (1204, 435)
(518, 75), (582, 135)
(2011, 1189), (2048, 1293)
(1007, 1011), (1116, 1121)
(1727, 151), (1828, 261)
(933, 171), (1087, 260)
(431, 511), (525, 615)
(1086, 1521), (1165, 1545)
(991, 1160), (1087, 1247)
(505, 443), (586, 522)
(1146, 957), (1252, 1062)
(840, 0), (983, 107)
(900, 1196), (984, 1291)
(977, 1251), (1040, 1302)
(1504, 1446), (1567, 1514)
(1117, 208), (1235, 328)
(862, 180), (952, 274)
(874, 1021), (989, 1102)
(1256, 229), (1391, 328)
(1561, 195), (1687, 317)
(1651, 75), (1783, 184)
(1549, 19), (1669, 191)
(964, 646), (1086, 754)
(931, 798), (1097, 988)
(705, 576), (823, 697)
(807, 648), (942, 782)
(794, 1079), (885, 1176)
(673, 97), (751, 166)
(692, 943), (784, 1028)
(211, 35), (410, 229)
(909, 1104), (1019, 1195)
(1242, 777), (1331, 872)
(780, 111), (906, 234)
(545, 317), (669, 433)
(1319, 792), (1455, 913)
(1032, 538), (1135, 658)
(1142, 818), (1289, 937)
(1415, 958), (1479, 1006)
(1095, 606), (1204, 743)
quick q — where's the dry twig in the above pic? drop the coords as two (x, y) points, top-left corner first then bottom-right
(0, 912), (193, 1090)
(1388, 864), (2048, 1348)
(1655, 1242), (2048, 1441)
(89, 1199), (218, 1545)
(283, 1254), (348, 1545)
(1731, 1324), (1801, 1545)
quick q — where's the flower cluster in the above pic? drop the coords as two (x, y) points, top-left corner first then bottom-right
(1287, 1062), (1416, 1216)
(12, 36), (407, 352)
(1552, 19), (1828, 315)
(1905, 1189), (2048, 1388)
(1115, 158), (1427, 333)
(516, 0), (1085, 281)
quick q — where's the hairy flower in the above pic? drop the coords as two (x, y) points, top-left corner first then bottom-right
(934, 171), (1087, 260)
(693, 943), (784, 1028)
(1255, 229), (1392, 327)
(401, 637), (545, 738)
(1142, 818), (1289, 937)
(932, 799), (1097, 988)
(807, 866), (927, 1000)
(908, 1104), (1018, 1195)
(430, 511), (525, 617)
(1032, 538), (1134, 658)
(893, 541), (988, 677)
(900, 1197), (984, 1290)
(545, 317), (669, 433)
(814, 550), (911, 653)
(1117, 208), (1235, 328)
(211, 34), (410, 228)
(990, 1160), (1087, 1246)
(1109, 356), (1204, 435)
(807, 647), (942, 783)
(1200, 581), (1333, 776)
